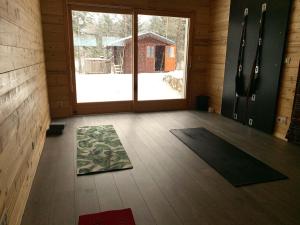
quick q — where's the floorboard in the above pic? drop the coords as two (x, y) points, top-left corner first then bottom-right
(21, 111), (300, 225)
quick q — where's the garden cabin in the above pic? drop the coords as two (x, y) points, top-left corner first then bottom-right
(105, 32), (176, 73)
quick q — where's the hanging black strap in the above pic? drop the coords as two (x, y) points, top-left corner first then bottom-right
(247, 3), (267, 99)
(244, 3), (267, 125)
(233, 8), (248, 119)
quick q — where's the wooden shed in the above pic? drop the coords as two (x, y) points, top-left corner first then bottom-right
(106, 32), (176, 74)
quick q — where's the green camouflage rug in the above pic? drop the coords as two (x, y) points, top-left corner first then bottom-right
(76, 125), (133, 175)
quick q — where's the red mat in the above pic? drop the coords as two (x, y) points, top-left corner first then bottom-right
(78, 208), (136, 225)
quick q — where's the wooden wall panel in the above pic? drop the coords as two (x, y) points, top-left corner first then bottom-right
(41, 0), (210, 117)
(274, 0), (300, 139)
(207, 0), (230, 114)
(0, 0), (50, 224)
(207, 0), (300, 140)
(41, 0), (72, 118)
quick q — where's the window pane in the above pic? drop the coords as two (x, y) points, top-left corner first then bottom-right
(72, 11), (133, 103)
(168, 47), (175, 58)
(147, 46), (154, 58)
(137, 15), (189, 101)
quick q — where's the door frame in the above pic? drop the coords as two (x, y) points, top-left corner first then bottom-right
(154, 45), (165, 72)
(66, 4), (195, 115)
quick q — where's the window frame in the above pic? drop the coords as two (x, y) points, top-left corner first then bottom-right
(66, 4), (195, 114)
(146, 46), (155, 58)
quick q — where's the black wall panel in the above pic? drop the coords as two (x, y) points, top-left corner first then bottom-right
(221, 0), (292, 133)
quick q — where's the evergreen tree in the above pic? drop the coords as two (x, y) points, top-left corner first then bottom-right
(72, 12), (189, 72)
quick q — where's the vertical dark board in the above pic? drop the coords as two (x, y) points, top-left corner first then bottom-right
(221, 0), (292, 133)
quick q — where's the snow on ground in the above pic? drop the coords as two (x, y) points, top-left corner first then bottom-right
(76, 72), (185, 103)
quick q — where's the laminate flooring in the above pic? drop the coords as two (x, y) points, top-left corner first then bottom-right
(21, 111), (300, 225)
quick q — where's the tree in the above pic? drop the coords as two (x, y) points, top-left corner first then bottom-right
(72, 11), (94, 73)
(72, 12), (189, 73)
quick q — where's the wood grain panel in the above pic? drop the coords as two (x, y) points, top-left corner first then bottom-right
(0, 0), (50, 224)
(0, 18), (43, 50)
(206, 0), (230, 114)
(0, 46), (44, 73)
(41, 0), (72, 118)
(274, 0), (300, 139)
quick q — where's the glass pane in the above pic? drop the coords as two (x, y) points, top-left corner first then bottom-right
(137, 15), (189, 101)
(72, 11), (133, 103)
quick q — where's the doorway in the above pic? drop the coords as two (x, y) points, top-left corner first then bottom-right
(155, 46), (165, 71)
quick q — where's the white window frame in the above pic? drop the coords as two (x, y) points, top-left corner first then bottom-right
(168, 46), (175, 58)
(146, 46), (155, 58)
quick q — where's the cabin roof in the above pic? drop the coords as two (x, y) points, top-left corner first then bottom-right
(105, 32), (175, 47)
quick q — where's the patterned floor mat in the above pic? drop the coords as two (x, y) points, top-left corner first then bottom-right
(77, 125), (133, 175)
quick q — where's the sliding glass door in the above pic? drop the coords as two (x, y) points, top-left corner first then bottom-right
(137, 14), (190, 101)
(71, 10), (133, 103)
(69, 7), (191, 114)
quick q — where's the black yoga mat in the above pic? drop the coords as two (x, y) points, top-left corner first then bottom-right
(170, 128), (287, 187)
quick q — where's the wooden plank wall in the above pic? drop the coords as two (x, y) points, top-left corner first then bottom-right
(41, 0), (73, 118)
(207, 0), (230, 114)
(274, 0), (300, 139)
(0, 0), (50, 224)
(207, 0), (300, 140)
(41, 0), (210, 118)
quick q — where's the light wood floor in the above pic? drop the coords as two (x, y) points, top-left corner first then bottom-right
(21, 111), (300, 225)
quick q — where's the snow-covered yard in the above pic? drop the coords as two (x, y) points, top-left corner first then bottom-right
(75, 72), (185, 103)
